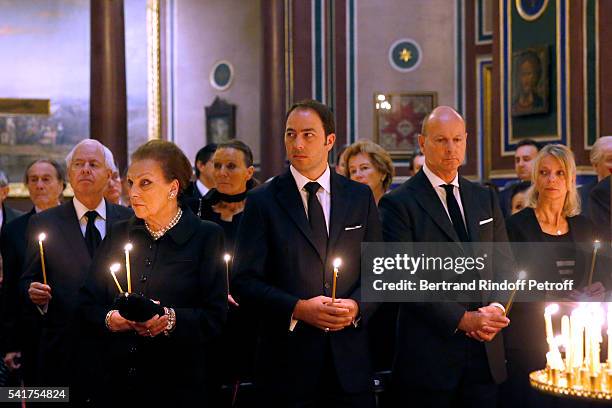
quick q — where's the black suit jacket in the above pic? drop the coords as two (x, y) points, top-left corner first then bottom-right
(1, 203), (23, 236)
(232, 169), (382, 399)
(19, 200), (132, 386)
(379, 169), (514, 389)
(1, 208), (36, 352)
(589, 175), (611, 241)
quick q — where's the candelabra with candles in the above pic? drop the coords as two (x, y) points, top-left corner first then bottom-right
(529, 303), (612, 401)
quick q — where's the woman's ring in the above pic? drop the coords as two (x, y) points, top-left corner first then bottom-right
(147, 329), (152, 336)
(324, 327), (329, 333)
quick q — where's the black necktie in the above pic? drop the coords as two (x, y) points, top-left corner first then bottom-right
(441, 184), (469, 242)
(84, 210), (102, 257)
(304, 182), (328, 258)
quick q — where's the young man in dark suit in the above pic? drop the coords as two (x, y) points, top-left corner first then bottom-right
(233, 99), (382, 407)
(379, 106), (513, 408)
(20, 140), (132, 398)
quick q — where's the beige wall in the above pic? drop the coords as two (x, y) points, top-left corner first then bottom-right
(173, 0), (261, 163)
(356, 0), (457, 140)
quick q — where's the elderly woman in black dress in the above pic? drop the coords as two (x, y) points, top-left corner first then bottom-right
(79, 140), (226, 406)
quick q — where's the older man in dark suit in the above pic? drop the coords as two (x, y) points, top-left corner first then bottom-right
(20, 140), (132, 396)
(233, 99), (382, 407)
(1, 159), (65, 384)
(380, 106), (513, 408)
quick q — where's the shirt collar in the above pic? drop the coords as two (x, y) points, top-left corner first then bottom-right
(196, 179), (209, 196)
(290, 165), (331, 194)
(422, 162), (460, 190)
(73, 197), (106, 221)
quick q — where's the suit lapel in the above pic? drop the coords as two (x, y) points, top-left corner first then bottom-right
(411, 171), (460, 243)
(328, 172), (350, 254)
(459, 178), (481, 243)
(275, 171), (326, 262)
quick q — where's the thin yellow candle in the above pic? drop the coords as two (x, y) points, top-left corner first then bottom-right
(223, 253), (231, 292)
(332, 258), (341, 303)
(109, 263), (124, 293)
(545, 304), (559, 351)
(124, 243), (133, 293)
(587, 240), (601, 287)
(38, 233), (47, 285)
(606, 303), (612, 368)
(504, 270), (526, 316)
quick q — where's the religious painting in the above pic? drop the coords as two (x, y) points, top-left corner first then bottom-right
(0, 0), (90, 196)
(516, 0), (549, 22)
(205, 96), (236, 144)
(511, 46), (549, 117)
(374, 92), (437, 159)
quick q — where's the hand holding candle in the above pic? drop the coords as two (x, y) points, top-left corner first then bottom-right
(124, 243), (133, 293)
(109, 263), (125, 293)
(332, 258), (341, 303)
(38, 233), (47, 285)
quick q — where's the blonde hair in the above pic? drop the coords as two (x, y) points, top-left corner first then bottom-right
(525, 144), (580, 217)
(343, 140), (395, 190)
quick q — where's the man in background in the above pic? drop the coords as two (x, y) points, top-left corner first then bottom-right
(498, 139), (540, 218)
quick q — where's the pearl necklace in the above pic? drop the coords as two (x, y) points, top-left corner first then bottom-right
(145, 208), (183, 240)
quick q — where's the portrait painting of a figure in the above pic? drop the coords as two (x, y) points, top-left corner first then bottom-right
(511, 46), (549, 117)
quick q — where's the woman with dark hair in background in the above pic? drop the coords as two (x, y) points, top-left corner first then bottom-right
(195, 140), (257, 252)
(79, 140), (226, 406)
(194, 139), (259, 405)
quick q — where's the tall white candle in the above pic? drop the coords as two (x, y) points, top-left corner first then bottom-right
(545, 304), (559, 351)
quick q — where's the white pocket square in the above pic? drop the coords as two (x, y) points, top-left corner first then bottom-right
(479, 218), (493, 226)
(344, 225), (363, 231)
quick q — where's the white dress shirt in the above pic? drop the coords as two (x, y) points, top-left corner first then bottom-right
(72, 197), (107, 239)
(289, 164), (331, 233)
(196, 179), (210, 197)
(422, 162), (467, 227)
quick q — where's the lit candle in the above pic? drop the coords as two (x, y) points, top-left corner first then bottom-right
(504, 270), (526, 316)
(570, 307), (584, 369)
(124, 243), (133, 293)
(561, 315), (571, 370)
(545, 304), (559, 350)
(223, 253), (231, 292)
(109, 263), (124, 293)
(38, 233), (47, 285)
(332, 258), (341, 303)
(587, 240), (601, 287)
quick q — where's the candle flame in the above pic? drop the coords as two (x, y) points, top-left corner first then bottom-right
(223, 253), (231, 262)
(109, 263), (121, 273)
(38, 232), (46, 241)
(593, 240), (601, 249)
(124, 243), (133, 251)
(333, 258), (342, 268)
(517, 270), (527, 280)
(545, 303), (559, 316)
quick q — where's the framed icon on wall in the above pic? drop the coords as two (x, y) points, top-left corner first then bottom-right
(374, 92), (437, 159)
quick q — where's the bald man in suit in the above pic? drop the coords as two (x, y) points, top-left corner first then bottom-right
(380, 107), (514, 408)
